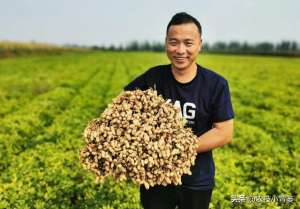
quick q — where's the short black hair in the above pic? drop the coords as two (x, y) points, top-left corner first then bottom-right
(166, 12), (202, 37)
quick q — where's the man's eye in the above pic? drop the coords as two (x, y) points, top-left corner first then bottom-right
(186, 43), (193, 46)
(169, 41), (177, 46)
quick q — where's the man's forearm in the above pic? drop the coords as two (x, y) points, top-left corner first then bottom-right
(196, 119), (234, 153)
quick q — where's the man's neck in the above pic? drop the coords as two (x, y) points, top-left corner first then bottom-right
(171, 63), (198, 84)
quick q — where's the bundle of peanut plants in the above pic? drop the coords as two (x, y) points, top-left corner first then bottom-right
(80, 89), (198, 189)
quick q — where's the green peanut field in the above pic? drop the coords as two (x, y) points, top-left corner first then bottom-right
(0, 52), (299, 209)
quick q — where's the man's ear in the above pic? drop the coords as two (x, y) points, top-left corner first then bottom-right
(164, 37), (168, 50)
(199, 38), (203, 53)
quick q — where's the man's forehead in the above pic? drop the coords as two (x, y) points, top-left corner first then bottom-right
(166, 31), (200, 41)
(167, 23), (201, 38)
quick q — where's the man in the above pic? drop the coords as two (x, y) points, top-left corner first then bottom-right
(124, 12), (234, 209)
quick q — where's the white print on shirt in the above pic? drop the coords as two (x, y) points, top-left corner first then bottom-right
(166, 99), (196, 124)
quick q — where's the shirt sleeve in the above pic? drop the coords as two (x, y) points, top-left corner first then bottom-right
(211, 79), (234, 122)
(123, 72), (148, 91)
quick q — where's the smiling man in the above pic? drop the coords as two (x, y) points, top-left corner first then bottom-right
(124, 12), (234, 209)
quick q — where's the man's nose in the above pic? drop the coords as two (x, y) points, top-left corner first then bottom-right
(176, 43), (185, 54)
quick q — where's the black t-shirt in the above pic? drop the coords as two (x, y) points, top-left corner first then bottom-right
(124, 64), (234, 190)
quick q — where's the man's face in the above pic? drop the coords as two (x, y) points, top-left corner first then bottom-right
(166, 23), (202, 71)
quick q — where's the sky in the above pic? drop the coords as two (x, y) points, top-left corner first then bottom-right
(0, 0), (299, 46)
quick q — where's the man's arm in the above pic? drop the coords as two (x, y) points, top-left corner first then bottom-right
(196, 119), (234, 153)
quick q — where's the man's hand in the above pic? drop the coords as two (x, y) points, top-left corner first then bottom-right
(196, 119), (234, 153)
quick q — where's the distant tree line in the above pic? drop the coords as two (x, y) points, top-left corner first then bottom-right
(202, 41), (299, 56)
(89, 41), (165, 52)
(88, 40), (300, 56)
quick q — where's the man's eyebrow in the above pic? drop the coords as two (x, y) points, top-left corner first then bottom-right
(167, 37), (195, 42)
(167, 38), (178, 41)
(184, 39), (194, 42)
